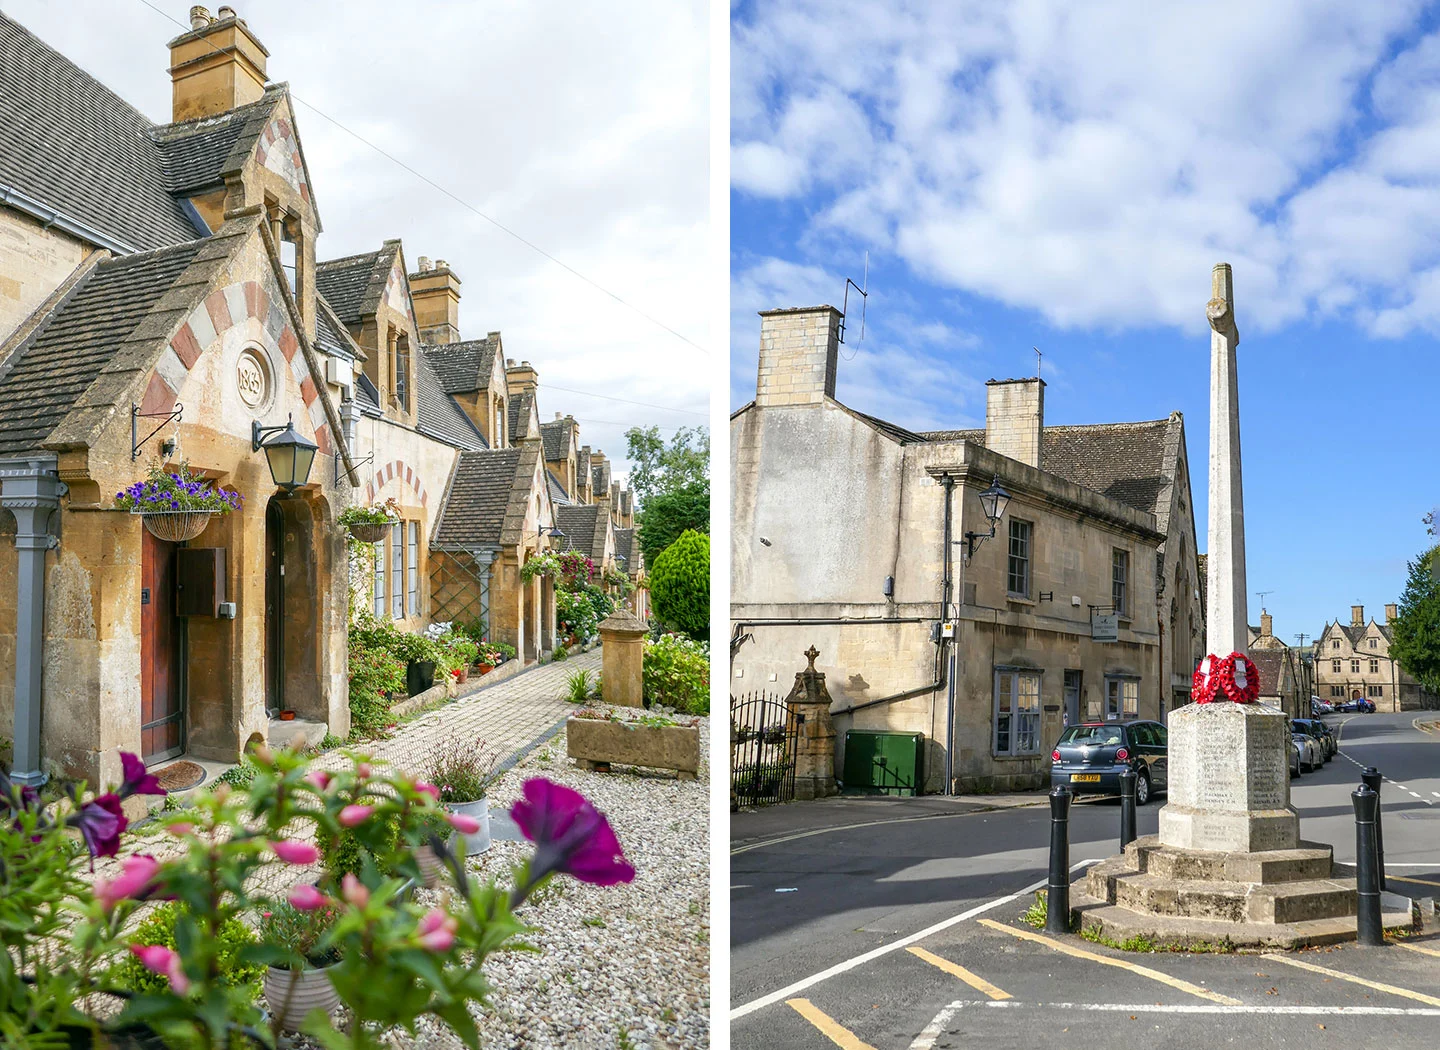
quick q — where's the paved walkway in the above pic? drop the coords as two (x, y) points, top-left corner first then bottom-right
(316, 649), (601, 777)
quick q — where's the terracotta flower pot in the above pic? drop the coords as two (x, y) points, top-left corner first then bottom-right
(476, 663), (494, 676)
(264, 963), (341, 1031)
(278, 710), (296, 721)
(445, 797), (492, 856)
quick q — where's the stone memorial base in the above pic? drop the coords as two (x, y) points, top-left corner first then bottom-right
(1071, 837), (1414, 949)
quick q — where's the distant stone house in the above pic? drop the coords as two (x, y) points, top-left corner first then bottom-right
(1314, 604), (1432, 712)
(1247, 645), (1302, 718)
(731, 305), (1203, 793)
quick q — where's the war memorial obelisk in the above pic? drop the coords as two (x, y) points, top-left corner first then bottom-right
(1073, 265), (1409, 947)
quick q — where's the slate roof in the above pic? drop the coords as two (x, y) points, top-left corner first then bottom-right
(0, 239), (205, 454)
(540, 418), (573, 461)
(614, 527), (635, 569)
(414, 347), (485, 451)
(354, 372), (383, 418)
(315, 297), (358, 361)
(425, 335), (499, 395)
(1248, 648), (1290, 698)
(151, 90), (281, 196)
(431, 449), (523, 548)
(557, 503), (606, 562)
(507, 390), (536, 443)
(0, 12), (201, 251)
(547, 469), (570, 504)
(315, 243), (400, 328)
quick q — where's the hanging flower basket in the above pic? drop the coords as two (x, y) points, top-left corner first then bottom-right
(116, 465), (241, 543)
(345, 520), (394, 543)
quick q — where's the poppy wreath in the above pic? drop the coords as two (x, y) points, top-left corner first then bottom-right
(1194, 652), (1260, 704)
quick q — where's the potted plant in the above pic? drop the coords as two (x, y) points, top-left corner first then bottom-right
(424, 739), (501, 855)
(257, 902), (343, 1031)
(337, 497), (400, 543)
(115, 464), (242, 542)
(391, 633), (441, 696)
(441, 632), (479, 684)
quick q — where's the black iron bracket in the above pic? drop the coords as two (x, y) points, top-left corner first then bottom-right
(954, 523), (997, 563)
(336, 449), (374, 486)
(131, 402), (182, 461)
(1039, 591), (1054, 602)
(252, 415), (294, 452)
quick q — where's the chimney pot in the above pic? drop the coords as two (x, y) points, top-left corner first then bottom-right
(506, 358), (516, 368)
(216, 5), (236, 19)
(555, 412), (562, 420)
(190, 6), (212, 28)
(435, 259), (448, 270)
(418, 256), (432, 272)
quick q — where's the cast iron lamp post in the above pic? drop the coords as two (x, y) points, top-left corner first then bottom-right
(959, 474), (1012, 562)
(252, 415), (318, 494)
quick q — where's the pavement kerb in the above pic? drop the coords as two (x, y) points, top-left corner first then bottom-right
(1412, 717), (1440, 735)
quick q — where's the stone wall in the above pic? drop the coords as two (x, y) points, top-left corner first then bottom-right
(0, 209), (87, 344)
(984, 378), (1043, 468)
(754, 306), (841, 408)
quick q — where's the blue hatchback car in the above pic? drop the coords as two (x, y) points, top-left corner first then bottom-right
(1049, 720), (1168, 805)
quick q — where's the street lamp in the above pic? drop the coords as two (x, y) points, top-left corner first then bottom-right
(540, 524), (566, 551)
(959, 474), (1011, 562)
(252, 414), (318, 494)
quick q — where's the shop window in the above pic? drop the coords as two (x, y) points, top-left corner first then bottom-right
(1105, 676), (1139, 720)
(994, 670), (1042, 756)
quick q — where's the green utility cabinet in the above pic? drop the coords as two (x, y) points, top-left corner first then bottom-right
(842, 730), (925, 796)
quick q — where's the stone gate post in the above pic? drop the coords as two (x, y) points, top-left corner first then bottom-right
(598, 608), (648, 707)
(785, 646), (838, 800)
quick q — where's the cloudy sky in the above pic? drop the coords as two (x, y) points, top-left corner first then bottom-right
(732, 0), (1440, 642)
(7, 0), (710, 482)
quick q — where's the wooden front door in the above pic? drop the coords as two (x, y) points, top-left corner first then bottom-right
(265, 500), (284, 716)
(140, 529), (182, 762)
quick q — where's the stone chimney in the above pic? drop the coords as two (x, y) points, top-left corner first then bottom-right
(756, 306), (842, 408)
(985, 378), (1045, 468)
(1386, 603), (1398, 623)
(1352, 604), (1365, 627)
(168, 7), (269, 123)
(1260, 612), (1273, 639)
(506, 360), (538, 396)
(409, 258), (462, 345)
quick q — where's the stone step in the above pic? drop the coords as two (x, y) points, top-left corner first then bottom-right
(1132, 838), (1334, 884)
(1070, 892), (1414, 950)
(269, 716), (328, 751)
(1107, 870), (1358, 924)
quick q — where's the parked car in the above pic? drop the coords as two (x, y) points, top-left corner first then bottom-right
(1049, 721), (1167, 805)
(1292, 718), (1336, 760)
(1289, 735), (1305, 778)
(1336, 697), (1377, 713)
(1289, 721), (1323, 773)
(1310, 697), (1333, 716)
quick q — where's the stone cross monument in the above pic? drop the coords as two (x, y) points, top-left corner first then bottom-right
(1205, 263), (1248, 656)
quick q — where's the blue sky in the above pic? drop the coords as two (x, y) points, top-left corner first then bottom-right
(731, 0), (1440, 646)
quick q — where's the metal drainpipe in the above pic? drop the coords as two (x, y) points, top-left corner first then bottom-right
(1, 459), (66, 786)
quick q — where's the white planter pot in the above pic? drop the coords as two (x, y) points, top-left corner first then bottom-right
(446, 797), (492, 856)
(264, 964), (341, 1031)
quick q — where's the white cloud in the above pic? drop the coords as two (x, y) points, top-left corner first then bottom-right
(8, 0), (709, 478)
(733, 0), (1440, 337)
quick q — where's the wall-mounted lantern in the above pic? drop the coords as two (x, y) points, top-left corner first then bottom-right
(252, 415), (318, 494)
(958, 474), (1012, 562)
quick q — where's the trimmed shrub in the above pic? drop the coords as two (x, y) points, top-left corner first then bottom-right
(108, 903), (263, 1000)
(643, 633), (710, 715)
(648, 529), (708, 641)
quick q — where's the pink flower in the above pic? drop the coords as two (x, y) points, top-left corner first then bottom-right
(416, 908), (458, 951)
(94, 854), (161, 911)
(166, 822), (194, 837)
(357, 762), (372, 780)
(415, 782), (441, 802)
(338, 804), (373, 827)
(129, 944), (189, 994)
(511, 778), (635, 888)
(341, 873), (369, 908)
(289, 884), (327, 911)
(271, 840), (320, 865)
(446, 812), (481, 835)
(305, 770), (331, 790)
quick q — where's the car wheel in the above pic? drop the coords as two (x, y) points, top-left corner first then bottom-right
(1135, 770), (1152, 806)
(1292, 754), (1302, 777)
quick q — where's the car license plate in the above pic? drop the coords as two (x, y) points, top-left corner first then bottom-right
(1070, 774), (1101, 783)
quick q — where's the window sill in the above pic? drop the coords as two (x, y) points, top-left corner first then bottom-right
(1006, 594), (1036, 607)
(991, 753), (1044, 762)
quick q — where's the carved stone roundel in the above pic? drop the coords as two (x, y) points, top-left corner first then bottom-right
(236, 347), (272, 411)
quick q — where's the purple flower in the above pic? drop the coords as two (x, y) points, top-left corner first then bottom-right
(119, 752), (166, 798)
(511, 778), (635, 890)
(71, 793), (127, 858)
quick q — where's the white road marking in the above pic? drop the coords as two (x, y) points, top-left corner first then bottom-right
(978, 1001), (1440, 1017)
(907, 1001), (967, 1050)
(730, 861), (1098, 1021)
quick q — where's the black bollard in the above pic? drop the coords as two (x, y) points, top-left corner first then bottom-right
(1119, 769), (1137, 850)
(1360, 767), (1386, 891)
(1046, 785), (1072, 936)
(1353, 785), (1384, 946)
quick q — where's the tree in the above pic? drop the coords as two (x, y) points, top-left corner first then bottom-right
(625, 425), (709, 506)
(648, 529), (709, 642)
(637, 483), (708, 567)
(1388, 545), (1440, 695)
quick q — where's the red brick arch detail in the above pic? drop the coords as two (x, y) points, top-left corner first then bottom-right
(363, 459), (428, 509)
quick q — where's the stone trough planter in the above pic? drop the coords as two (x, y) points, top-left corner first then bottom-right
(566, 716), (700, 780)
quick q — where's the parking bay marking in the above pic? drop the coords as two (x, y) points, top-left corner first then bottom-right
(785, 998), (879, 1050)
(1263, 954), (1440, 1008)
(919, 1000), (1440, 1021)
(975, 919), (1243, 1006)
(1388, 873), (1440, 889)
(906, 946), (1011, 1000)
(1391, 938), (1440, 959)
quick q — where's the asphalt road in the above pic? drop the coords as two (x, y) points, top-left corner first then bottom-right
(730, 710), (1440, 1049)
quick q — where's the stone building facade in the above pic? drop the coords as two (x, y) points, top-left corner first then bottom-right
(732, 305), (1203, 794)
(1314, 604), (1430, 712)
(0, 9), (637, 784)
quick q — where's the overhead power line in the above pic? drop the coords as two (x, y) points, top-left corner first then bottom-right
(543, 383), (707, 418)
(133, 0), (710, 357)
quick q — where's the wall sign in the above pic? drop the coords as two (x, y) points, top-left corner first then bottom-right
(236, 348), (273, 411)
(1091, 613), (1119, 643)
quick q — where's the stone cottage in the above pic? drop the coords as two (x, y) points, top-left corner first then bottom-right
(731, 305), (1204, 793)
(0, 8), (637, 785)
(1314, 604), (1431, 711)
